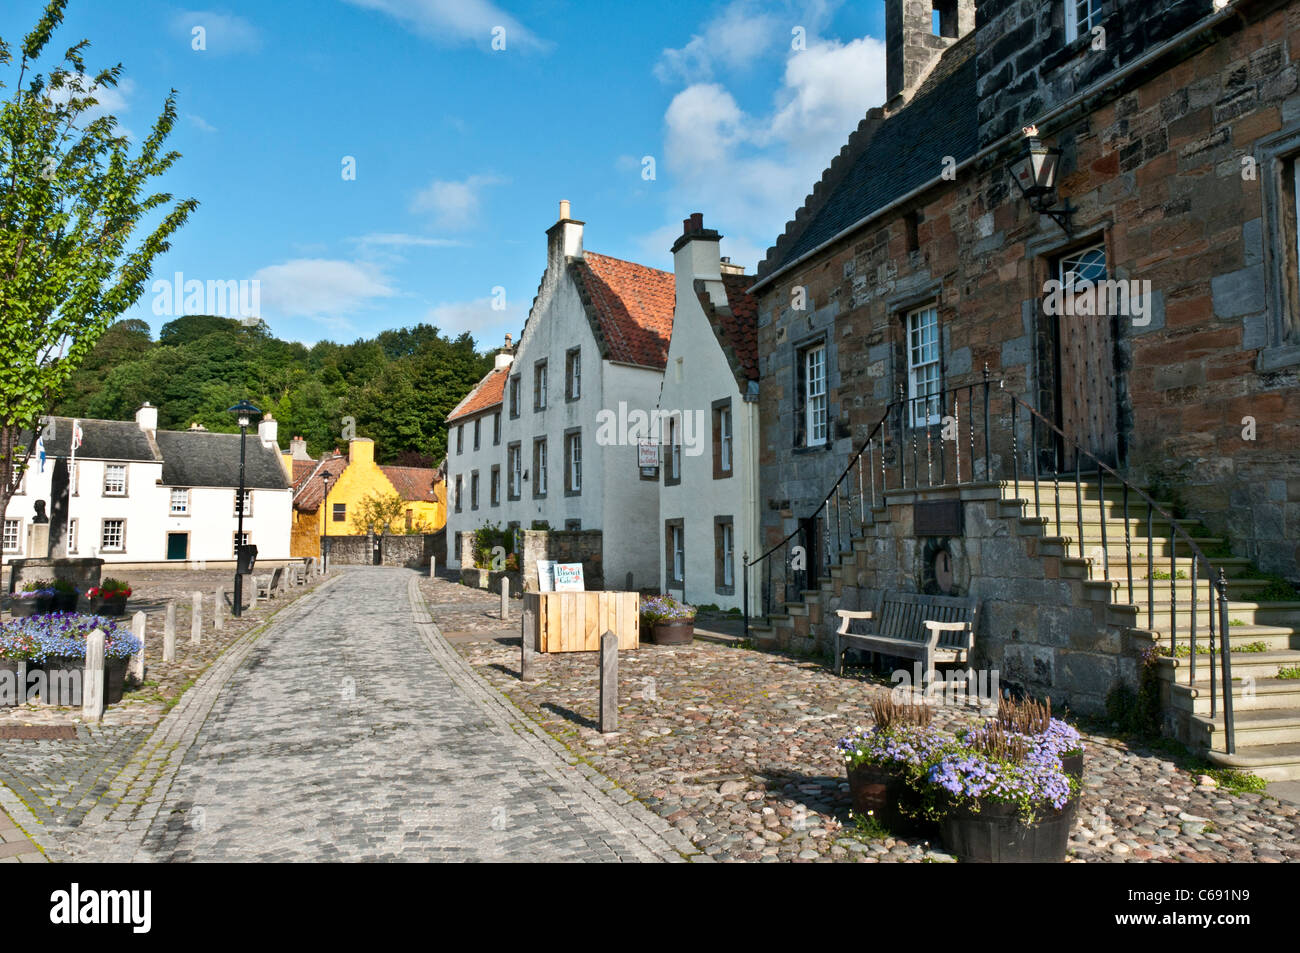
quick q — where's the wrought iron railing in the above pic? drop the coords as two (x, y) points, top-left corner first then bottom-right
(741, 373), (1236, 754)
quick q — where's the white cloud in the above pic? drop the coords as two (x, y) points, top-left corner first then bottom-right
(654, 0), (840, 83)
(171, 10), (263, 53)
(426, 296), (521, 348)
(45, 74), (135, 119)
(354, 232), (464, 248)
(186, 113), (218, 133)
(341, 0), (548, 51)
(253, 259), (395, 318)
(411, 174), (504, 230)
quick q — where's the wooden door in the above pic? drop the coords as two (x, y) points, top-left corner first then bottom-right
(1056, 312), (1118, 470)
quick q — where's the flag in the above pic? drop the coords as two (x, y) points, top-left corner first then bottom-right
(37, 436), (46, 472)
(71, 420), (83, 450)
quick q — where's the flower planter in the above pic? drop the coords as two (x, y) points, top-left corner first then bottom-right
(649, 621), (694, 645)
(50, 592), (78, 613)
(34, 656), (127, 706)
(846, 763), (937, 837)
(1, 659), (29, 706)
(1061, 752), (1084, 782)
(89, 595), (129, 617)
(939, 797), (1077, 863)
(9, 597), (51, 617)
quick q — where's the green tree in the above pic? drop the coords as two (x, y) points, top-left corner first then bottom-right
(349, 491), (429, 536)
(0, 0), (196, 523)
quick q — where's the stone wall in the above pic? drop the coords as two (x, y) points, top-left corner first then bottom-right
(519, 529), (604, 592)
(324, 534), (439, 567)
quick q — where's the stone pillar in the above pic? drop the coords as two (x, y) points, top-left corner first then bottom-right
(599, 630), (618, 733)
(521, 598), (536, 682)
(131, 611), (146, 682)
(500, 577), (510, 621)
(214, 587), (225, 631)
(191, 591), (203, 645)
(164, 603), (176, 662)
(429, 555), (437, 578)
(82, 628), (106, 721)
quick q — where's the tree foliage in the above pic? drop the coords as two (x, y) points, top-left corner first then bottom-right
(349, 491), (431, 536)
(0, 0), (196, 522)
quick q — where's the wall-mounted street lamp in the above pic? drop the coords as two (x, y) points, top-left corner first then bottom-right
(1009, 125), (1075, 236)
(228, 399), (260, 617)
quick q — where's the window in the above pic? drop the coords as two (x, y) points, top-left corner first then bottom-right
(565, 348), (581, 401)
(233, 531), (249, 556)
(564, 519), (582, 531)
(470, 471), (480, 510)
(1058, 242), (1107, 289)
(332, 502), (347, 523)
(906, 305), (942, 428)
(1065, 0), (1102, 43)
(101, 518), (125, 552)
(665, 519), (684, 587)
(103, 464), (126, 496)
(493, 412), (501, 446)
(67, 518), (78, 554)
(534, 360), (548, 411)
(473, 418), (481, 451)
(665, 415), (682, 485)
(456, 424), (464, 454)
(234, 489), (253, 517)
(564, 429), (582, 495)
(490, 465), (501, 506)
(2, 519), (20, 553)
(715, 517), (735, 593)
(802, 344), (828, 446)
(712, 399), (733, 479)
(533, 437), (548, 497)
(507, 442), (522, 500)
(509, 375), (521, 418)
(454, 475), (463, 512)
(170, 488), (190, 514)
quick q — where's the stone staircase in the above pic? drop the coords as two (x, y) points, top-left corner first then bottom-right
(749, 477), (1300, 780)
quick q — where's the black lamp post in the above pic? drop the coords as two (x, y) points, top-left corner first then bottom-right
(1009, 125), (1075, 236)
(321, 471), (332, 573)
(228, 399), (260, 616)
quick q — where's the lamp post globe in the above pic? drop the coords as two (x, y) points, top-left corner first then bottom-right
(227, 400), (261, 616)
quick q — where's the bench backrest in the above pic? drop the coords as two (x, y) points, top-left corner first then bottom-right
(269, 566), (283, 587)
(877, 592), (978, 652)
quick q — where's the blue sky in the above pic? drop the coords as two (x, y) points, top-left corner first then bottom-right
(2, 0), (888, 349)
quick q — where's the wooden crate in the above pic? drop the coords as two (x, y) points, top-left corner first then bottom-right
(523, 591), (639, 653)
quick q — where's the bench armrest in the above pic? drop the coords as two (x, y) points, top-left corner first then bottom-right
(923, 620), (970, 653)
(836, 609), (873, 635)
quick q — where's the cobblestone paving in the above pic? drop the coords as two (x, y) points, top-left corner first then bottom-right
(0, 806), (45, 863)
(432, 575), (1300, 863)
(56, 568), (688, 862)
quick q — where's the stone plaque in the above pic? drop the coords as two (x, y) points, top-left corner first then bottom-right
(914, 500), (962, 536)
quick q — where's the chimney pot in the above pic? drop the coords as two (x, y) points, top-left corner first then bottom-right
(690, 212), (704, 231)
(559, 199), (571, 220)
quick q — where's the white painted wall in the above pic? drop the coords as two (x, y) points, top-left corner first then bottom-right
(444, 402), (506, 569)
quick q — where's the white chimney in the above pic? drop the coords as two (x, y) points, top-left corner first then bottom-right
(135, 402), (158, 434)
(546, 199), (584, 278)
(289, 435), (312, 460)
(258, 412), (279, 449)
(494, 332), (515, 370)
(671, 212), (727, 309)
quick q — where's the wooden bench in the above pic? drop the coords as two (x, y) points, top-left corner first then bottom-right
(254, 566), (284, 599)
(832, 591), (978, 677)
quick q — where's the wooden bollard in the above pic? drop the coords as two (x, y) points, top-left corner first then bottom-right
(520, 600), (536, 682)
(500, 578), (510, 621)
(599, 630), (618, 733)
(429, 555), (437, 577)
(164, 603), (176, 662)
(131, 611), (146, 682)
(249, 576), (258, 610)
(191, 591), (203, 645)
(214, 587), (225, 631)
(82, 628), (106, 722)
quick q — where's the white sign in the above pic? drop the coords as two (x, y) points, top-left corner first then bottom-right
(553, 563), (585, 591)
(537, 559), (556, 592)
(638, 439), (659, 468)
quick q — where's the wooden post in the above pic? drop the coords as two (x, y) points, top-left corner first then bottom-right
(82, 628), (106, 721)
(500, 577), (510, 620)
(599, 630), (618, 733)
(164, 603), (176, 662)
(191, 591), (203, 645)
(521, 598), (536, 682)
(249, 576), (258, 610)
(429, 555), (437, 577)
(131, 611), (146, 682)
(214, 587), (225, 631)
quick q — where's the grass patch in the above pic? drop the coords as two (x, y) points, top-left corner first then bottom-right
(1205, 769), (1268, 795)
(1277, 665), (1300, 680)
(846, 809), (891, 841)
(1236, 641), (1269, 653)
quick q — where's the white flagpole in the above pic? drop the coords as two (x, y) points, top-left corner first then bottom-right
(69, 418), (78, 489)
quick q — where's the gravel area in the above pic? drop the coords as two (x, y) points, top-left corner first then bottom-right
(421, 574), (1300, 863)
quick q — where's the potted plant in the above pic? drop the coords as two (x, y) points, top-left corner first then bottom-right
(27, 614), (141, 706)
(86, 578), (133, 616)
(9, 579), (54, 617)
(0, 622), (37, 706)
(641, 595), (696, 645)
(995, 695), (1085, 782)
(49, 577), (79, 612)
(836, 696), (951, 837)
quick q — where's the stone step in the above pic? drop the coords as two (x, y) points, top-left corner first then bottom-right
(1088, 578), (1274, 601)
(1169, 675), (1300, 715)
(1109, 601), (1300, 629)
(1205, 741), (1300, 782)
(1198, 707), (1300, 747)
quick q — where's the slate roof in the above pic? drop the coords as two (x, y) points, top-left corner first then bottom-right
(27, 417), (159, 462)
(695, 274), (759, 389)
(155, 430), (290, 490)
(446, 365), (508, 423)
(292, 454), (347, 512)
(569, 252), (676, 369)
(380, 466), (442, 503)
(757, 36), (978, 282)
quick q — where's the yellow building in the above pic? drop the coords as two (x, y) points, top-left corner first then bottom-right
(288, 437), (446, 558)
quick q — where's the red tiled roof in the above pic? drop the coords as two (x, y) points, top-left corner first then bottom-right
(291, 459), (316, 488)
(696, 273), (760, 386)
(570, 251), (675, 369)
(380, 465), (442, 503)
(293, 455), (347, 512)
(446, 365), (508, 423)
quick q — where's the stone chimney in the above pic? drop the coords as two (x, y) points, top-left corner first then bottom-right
(886, 0), (975, 104)
(495, 331), (515, 370)
(289, 435), (312, 460)
(348, 436), (375, 466)
(671, 212), (728, 310)
(135, 402), (158, 435)
(546, 199), (584, 278)
(258, 412), (279, 449)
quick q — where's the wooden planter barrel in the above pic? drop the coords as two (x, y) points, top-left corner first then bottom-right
(523, 591), (639, 653)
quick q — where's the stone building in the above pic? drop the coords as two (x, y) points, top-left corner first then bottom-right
(748, 0), (1300, 776)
